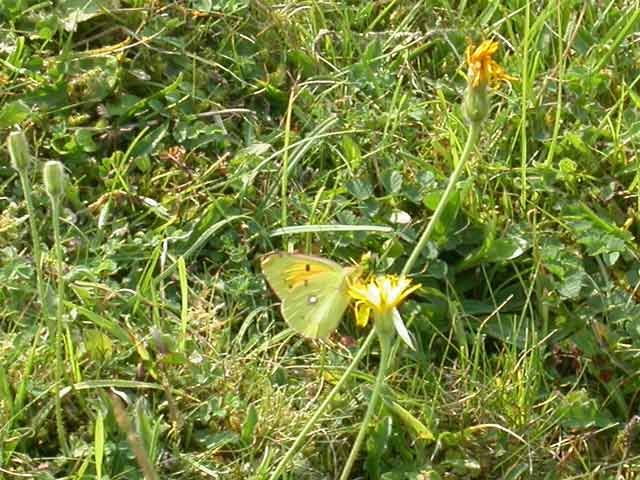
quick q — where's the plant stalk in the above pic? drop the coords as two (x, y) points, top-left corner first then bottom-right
(6, 132), (49, 452)
(401, 121), (481, 277)
(17, 171), (49, 320)
(339, 333), (390, 480)
(281, 87), (296, 232)
(13, 171), (49, 417)
(50, 197), (68, 453)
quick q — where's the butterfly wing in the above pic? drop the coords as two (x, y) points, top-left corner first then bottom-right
(261, 253), (360, 338)
(281, 269), (355, 338)
(261, 253), (344, 297)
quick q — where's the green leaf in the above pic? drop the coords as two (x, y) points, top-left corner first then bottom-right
(240, 404), (258, 445)
(134, 155), (152, 173)
(342, 135), (362, 171)
(558, 271), (586, 299)
(442, 458), (481, 477)
(559, 158), (577, 174)
(382, 169), (403, 195)
(130, 122), (169, 158)
(74, 129), (99, 152)
(36, 15), (60, 41)
(106, 94), (141, 116)
(564, 203), (632, 265)
(192, 431), (238, 451)
(59, 0), (121, 31)
(84, 329), (113, 361)
(0, 100), (30, 127)
(558, 389), (615, 430)
(423, 189), (460, 242)
(0, 365), (13, 419)
(456, 216), (497, 271)
(484, 237), (530, 262)
(159, 352), (188, 365)
(71, 305), (131, 344)
(346, 179), (374, 201)
(482, 314), (529, 348)
(94, 412), (104, 480)
(383, 399), (435, 443)
(366, 415), (393, 478)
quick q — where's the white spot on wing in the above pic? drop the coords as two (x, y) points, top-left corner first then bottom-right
(308, 295), (318, 305)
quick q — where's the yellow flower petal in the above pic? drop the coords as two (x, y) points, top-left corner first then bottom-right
(465, 39), (516, 88)
(355, 302), (371, 328)
(348, 274), (420, 315)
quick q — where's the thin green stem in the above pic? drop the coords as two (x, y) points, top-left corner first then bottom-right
(339, 334), (390, 480)
(401, 121), (481, 277)
(18, 172), (48, 320)
(281, 88), (296, 231)
(51, 197), (68, 453)
(14, 171), (49, 416)
(4, 133), (49, 460)
(519, 0), (530, 212)
(269, 331), (376, 480)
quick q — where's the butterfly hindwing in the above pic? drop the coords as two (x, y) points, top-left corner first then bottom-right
(261, 253), (361, 338)
(281, 269), (353, 338)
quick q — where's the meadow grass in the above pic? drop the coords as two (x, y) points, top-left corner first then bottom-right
(2, 1), (640, 478)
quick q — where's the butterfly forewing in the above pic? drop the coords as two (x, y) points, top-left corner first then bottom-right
(261, 253), (344, 296)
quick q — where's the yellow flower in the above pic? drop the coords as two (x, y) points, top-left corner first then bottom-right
(465, 39), (516, 88)
(348, 275), (421, 349)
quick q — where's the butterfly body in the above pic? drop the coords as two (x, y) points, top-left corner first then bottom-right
(261, 253), (361, 338)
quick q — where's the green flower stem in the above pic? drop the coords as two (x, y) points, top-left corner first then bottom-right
(401, 121), (481, 277)
(17, 171), (48, 320)
(50, 196), (68, 453)
(7, 132), (48, 436)
(339, 332), (391, 480)
(14, 171), (49, 416)
(269, 331), (376, 480)
(281, 89), (295, 231)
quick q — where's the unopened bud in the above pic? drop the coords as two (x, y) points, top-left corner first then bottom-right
(8, 131), (32, 172)
(463, 83), (489, 124)
(43, 161), (66, 200)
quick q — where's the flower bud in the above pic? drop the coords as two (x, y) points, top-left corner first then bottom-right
(43, 161), (66, 200)
(463, 84), (490, 124)
(8, 131), (32, 172)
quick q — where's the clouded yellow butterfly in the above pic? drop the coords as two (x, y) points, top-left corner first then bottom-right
(261, 252), (362, 338)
